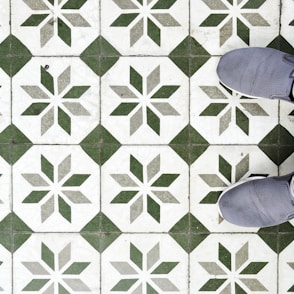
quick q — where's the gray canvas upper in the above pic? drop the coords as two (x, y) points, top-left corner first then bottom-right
(218, 173), (294, 228)
(217, 47), (294, 102)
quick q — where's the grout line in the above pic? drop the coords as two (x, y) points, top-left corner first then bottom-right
(99, 1), (102, 290)
(188, 1), (191, 292)
(9, 1), (14, 293)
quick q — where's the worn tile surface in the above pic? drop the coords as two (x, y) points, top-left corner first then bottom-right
(1, 0), (294, 293)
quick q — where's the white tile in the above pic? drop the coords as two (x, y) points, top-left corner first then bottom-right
(191, 0), (280, 55)
(101, 234), (188, 293)
(0, 245), (11, 294)
(0, 157), (11, 222)
(13, 145), (100, 232)
(101, 146), (189, 232)
(12, 57), (100, 144)
(101, 0), (189, 55)
(101, 57), (189, 144)
(281, 0), (294, 46)
(191, 57), (279, 144)
(11, 0), (99, 55)
(190, 145), (278, 232)
(13, 233), (100, 293)
(191, 234), (277, 293)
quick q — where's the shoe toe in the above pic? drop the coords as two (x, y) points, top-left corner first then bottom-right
(218, 183), (266, 227)
(217, 49), (245, 92)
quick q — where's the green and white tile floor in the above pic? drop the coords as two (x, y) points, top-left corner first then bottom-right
(0, 0), (294, 293)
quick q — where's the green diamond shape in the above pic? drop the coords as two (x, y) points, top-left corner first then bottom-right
(169, 125), (209, 165)
(257, 226), (278, 253)
(278, 233), (294, 253)
(80, 212), (121, 253)
(80, 36), (121, 76)
(169, 213), (209, 253)
(258, 125), (294, 165)
(80, 125), (121, 165)
(0, 35), (32, 77)
(0, 212), (32, 252)
(267, 35), (294, 55)
(169, 36), (211, 77)
(0, 125), (32, 164)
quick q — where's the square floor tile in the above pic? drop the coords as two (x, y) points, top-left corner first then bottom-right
(280, 100), (294, 138)
(101, 234), (188, 293)
(0, 244), (12, 294)
(190, 145), (278, 232)
(11, 0), (99, 55)
(190, 57), (279, 144)
(0, 157), (11, 222)
(281, 0), (294, 47)
(13, 233), (100, 293)
(101, 0), (189, 55)
(12, 57), (100, 144)
(279, 240), (294, 293)
(101, 146), (189, 232)
(0, 0), (10, 44)
(101, 57), (189, 144)
(13, 145), (100, 232)
(191, 234), (277, 293)
(191, 0), (280, 55)
(0, 69), (11, 132)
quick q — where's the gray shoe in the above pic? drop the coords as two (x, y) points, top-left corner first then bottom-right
(217, 47), (294, 103)
(218, 173), (294, 227)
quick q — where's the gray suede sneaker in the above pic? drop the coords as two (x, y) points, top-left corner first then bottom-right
(217, 47), (294, 103)
(218, 172), (294, 227)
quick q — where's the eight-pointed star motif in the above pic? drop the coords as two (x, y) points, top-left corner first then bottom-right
(111, 154), (179, 223)
(111, 0), (180, 46)
(110, 65), (180, 135)
(111, 242), (179, 293)
(21, 66), (91, 135)
(22, 242), (91, 292)
(199, 84), (269, 135)
(22, 0), (90, 47)
(200, 0), (270, 46)
(22, 154), (91, 223)
(199, 242), (268, 293)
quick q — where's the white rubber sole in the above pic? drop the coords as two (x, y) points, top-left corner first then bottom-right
(219, 79), (294, 103)
(219, 79), (266, 100)
(217, 176), (266, 219)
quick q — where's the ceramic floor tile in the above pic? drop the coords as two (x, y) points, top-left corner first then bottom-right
(191, 57), (279, 144)
(280, 0), (294, 48)
(191, 0), (280, 55)
(12, 57), (100, 144)
(101, 146), (189, 232)
(190, 145), (278, 233)
(279, 240), (294, 293)
(101, 57), (189, 144)
(0, 156), (11, 222)
(190, 234), (277, 293)
(13, 145), (100, 232)
(2, 0), (294, 293)
(101, 0), (189, 56)
(0, 245), (12, 294)
(280, 100), (294, 138)
(13, 233), (100, 293)
(101, 234), (188, 293)
(11, 0), (100, 56)
(0, 0), (10, 44)
(0, 70), (11, 133)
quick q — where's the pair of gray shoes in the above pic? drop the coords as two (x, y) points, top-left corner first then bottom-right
(217, 47), (294, 228)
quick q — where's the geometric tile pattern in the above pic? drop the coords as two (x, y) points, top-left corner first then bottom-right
(2, 0), (294, 293)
